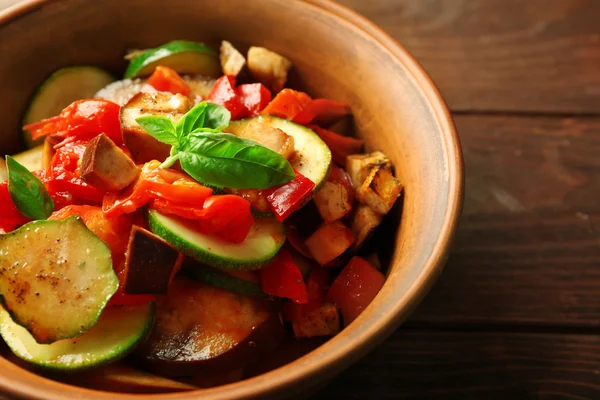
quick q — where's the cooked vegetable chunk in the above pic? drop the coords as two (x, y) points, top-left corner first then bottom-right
(327, 256), (385, 325)
(247, 46), (292, 93)
(357, 167), (403, 216)
(186, 261), (265, 298)
(0, 217), (118, 343)
(291, 302), (340, 338)
(123, 226), (183, 295)
(137, 277), (283, 375)
(12, 145), (43, 172)
(121, 92), (192, 164)
(350, 204), (382, 250)
(314, 181), (352, 222)
(346, 151), (391, 190)
(81, 134), (140, 192)
(220, 40), (246, 77)
(239, 119), (295, 160)
(0, 302), (153, 370)
(305, 221), (354, 265)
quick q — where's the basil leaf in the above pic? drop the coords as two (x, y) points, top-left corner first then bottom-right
(136, 116), (178, 146)
(176, 102), (231, 139)
(179, 132), (295, 189)
(203, 103), (231, 130)
(6, 156), (54, 220)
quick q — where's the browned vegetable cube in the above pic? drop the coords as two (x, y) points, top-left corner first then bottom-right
(357, 167), (403, 216)
(239, 119), (295, 160)
(346, 151), (391, 189)
(121, 92), (192, 164)
(351, 204), (382, 250)
(292, 302), (341, 338)
(220, 40), (246, 77)
(81, 134), (140, 192)
(313, 181), (352, 222)
(247, 46), (292, 93)
(305, 221), (354, 265)
(123, 226), (183, 295)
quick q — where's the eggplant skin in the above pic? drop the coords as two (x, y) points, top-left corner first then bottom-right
(135, 277), (284, 377)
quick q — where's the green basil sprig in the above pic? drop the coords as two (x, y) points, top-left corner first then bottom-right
(6, 156), (54, 220)
(136, 102), (295, 189)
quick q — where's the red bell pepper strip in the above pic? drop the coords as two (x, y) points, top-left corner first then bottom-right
(103, 161), (213, 218)
(308, 124), (364, 167)
(207, 75), (248, 120)
(0, 181), (31, 233)
(308, 99), (351, 126)
(327, 256), (385, 325)
(262, 170), (315, 222)
(262, 89), (314, 124)
(237, 83), (272, 116)
(195, 195), (254, 244)
(259, 249), (309, 304)
(147, 65), (191, 96)
(23, 99), (123, 146)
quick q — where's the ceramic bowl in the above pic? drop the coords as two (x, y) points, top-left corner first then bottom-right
(0, 0), (463, 398)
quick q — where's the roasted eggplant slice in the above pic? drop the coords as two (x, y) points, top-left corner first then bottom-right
(121, 92), (192, 164)
(81, 134), (140, 192)
(247, 46), (292, 93)
(137, 277), (284, 376)
(313, 181), (352, 222)
(123, 226), (183, 295)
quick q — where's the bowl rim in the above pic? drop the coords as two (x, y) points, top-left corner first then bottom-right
(0, 0), (464, 398)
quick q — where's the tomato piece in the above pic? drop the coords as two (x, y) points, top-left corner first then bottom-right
(24, 99), (123, 146)
(0, 181), (31, 233)
(207, 75), (248, 120)
(307, 99), (351, 126)
(307, 124), (364, 167)
(327, 256), (385, 325)
(236, 83), (272, 117)
(262, 170), (315, 222)
(282, 267), (331, 321)
(147, 66), (191, 95)
(260, 249), (308, 304)
(196, 195), (254, 244)
(262, 89), (314, 124)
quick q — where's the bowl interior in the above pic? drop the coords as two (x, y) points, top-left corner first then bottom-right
(0, 0), (462, 398)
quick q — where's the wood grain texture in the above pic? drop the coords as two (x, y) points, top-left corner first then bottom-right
(409, 114), (600, 326)
(316, 330), (600, 399)
(339, 0), (600, 114)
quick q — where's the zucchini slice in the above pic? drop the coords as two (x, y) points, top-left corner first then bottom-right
(124, 40), (221, 79)
(22, 66), (115, 148)
(148, 210), (286, 270)
(0, 302), (154, 371)
(0, 217), (119, 343)
(227, 116), (332, 191)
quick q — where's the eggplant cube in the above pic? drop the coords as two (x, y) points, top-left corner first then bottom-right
(124, 226), (183, 295)
(305, 221), (354, 266)
(313, 181), (352, 222)
(247, 46), (292, 93)
(81, 134), (140, 192)
(357, 167), (403, 216)
(346, 151), (391, 189)
(292, 302), (341, 338)
(239, 119), (295, 160)
(220, 40), (246, 77)
(351, 204), (382, 250)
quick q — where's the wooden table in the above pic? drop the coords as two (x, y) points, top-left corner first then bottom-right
(2, 0), (600, 398)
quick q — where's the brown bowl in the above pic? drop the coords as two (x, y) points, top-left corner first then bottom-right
(0, 0), (463, 398)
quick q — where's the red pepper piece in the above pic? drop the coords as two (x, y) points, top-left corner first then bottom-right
(147, 65), (191, 96)
(237, 83), (272, 117)
(260, 249), (309, 304)
(0, 181), (31, 233)
(282, 267), (332, 321)
(207, 75), (248, 120)
(308, 99), (351, 126)
(262, 89), (314, 124)
(308, 124), (364, 167)
(327, 256), (385, 325)
(195, 195), (254, 244)
(262, 170), (315, 222)
(24, 99), (123, 146)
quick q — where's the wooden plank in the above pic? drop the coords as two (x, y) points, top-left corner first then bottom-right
(316, 330), (600, 399)
(409, 114), (600, 326)
(339, 0), (600, 114)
